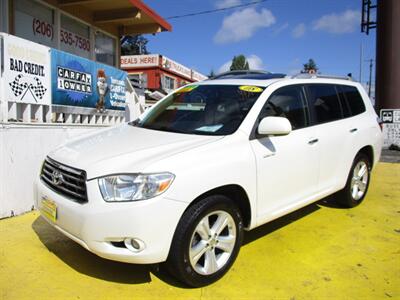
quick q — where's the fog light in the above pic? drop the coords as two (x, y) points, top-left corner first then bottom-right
(124, 238), (145, 252)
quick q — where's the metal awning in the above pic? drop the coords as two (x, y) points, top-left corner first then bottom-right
(52, 0), (172, 36)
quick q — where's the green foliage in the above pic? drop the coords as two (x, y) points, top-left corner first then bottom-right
(230, 55), (250, 71)
(302, 58), (318, 73)
(121, 35), (149, 55)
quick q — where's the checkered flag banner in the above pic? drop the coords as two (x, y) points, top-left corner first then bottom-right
(30, 77), (47, 100)
(9, 74), (28, 97)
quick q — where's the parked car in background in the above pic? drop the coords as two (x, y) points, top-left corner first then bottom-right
(36, 71), (383, 287)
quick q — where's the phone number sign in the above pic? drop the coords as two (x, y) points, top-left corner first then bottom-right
(31, 18), (91, 56)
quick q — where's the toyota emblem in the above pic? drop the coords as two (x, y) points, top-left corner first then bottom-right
(51, 170), (63, 186)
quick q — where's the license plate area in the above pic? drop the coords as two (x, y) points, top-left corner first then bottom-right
(41, 197), (57, 222)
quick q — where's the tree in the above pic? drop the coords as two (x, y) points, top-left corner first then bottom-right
(302, 58), (318, 74)
(230, 55), (250, 71)
(208, 69), (215, 78)
(121, 35), (149, 55)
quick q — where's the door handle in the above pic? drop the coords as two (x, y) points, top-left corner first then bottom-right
(350, 128), (358, 133)
(308, 138), (319, 145)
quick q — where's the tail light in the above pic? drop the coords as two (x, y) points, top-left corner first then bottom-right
(377, 117), (383, 131)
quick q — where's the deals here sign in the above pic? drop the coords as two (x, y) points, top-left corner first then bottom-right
(51, 49), (127, 110)
(2, 33), (51, 105)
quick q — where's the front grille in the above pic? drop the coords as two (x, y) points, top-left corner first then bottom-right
(40, 157), (88, 203)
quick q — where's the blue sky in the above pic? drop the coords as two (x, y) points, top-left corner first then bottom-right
(144, 0), (375, 85)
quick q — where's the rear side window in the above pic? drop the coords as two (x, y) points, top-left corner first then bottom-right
(341, 85), (366, 116)
(260, 85), (309, 130)
(307, 84), (342, 124)
(336, 85), (351, 118)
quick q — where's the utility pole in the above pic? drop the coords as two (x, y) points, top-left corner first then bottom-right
(366, 59), (374, 98)
(359, 43), (363, 82)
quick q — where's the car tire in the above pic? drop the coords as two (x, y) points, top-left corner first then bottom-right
(337, 153), (371, 208)
(165, 195), (244, 287)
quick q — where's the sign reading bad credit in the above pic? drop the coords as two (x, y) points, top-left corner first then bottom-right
(1, 33), (51, 105)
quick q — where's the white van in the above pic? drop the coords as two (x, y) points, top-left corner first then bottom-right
(37, 72), (383, 287)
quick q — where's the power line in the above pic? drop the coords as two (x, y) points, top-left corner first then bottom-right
(166, 0), (269, 20)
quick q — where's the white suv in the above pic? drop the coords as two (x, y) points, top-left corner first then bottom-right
(36, 72), (383, 287)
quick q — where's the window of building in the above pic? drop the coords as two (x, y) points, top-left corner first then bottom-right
(95, 31), (116, 66)
(60, 14), (91, 59)
(307, 84), (342, 124)
(14, 0), (56, 48)
(341, 85), (366, 116)
(260, 85), (309, 130)
(163, 75), (175, 91)
(128, 73), (147, 89)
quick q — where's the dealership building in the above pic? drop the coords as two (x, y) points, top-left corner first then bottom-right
(0, 0), (172, 218)
(121, 54), (208, 102)
(0, 0), (171, 67)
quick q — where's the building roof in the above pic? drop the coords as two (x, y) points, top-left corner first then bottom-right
(47, 0), (172, 37)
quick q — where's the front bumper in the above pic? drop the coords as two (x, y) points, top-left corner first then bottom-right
(36, 178), (187, 264)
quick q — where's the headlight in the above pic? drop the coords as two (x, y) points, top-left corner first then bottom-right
(98, 173), (175, 202)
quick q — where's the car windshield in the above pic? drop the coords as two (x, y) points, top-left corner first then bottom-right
(130, 84), (265, 135)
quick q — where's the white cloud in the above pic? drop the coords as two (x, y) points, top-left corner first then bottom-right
(214, 8), (276, 44)
(313, 9), (361, 34)
(247, 54), (264, 70)
(272, 22), (289, 36)
(218, 54), (265, 74)
(215, 0), (241, 9)
(218, 61), (232, 74)
(292, 23), (306, 38)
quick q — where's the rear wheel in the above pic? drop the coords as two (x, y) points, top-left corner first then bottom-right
(166, 195), (243, 287)
(337, 153), (371, 208)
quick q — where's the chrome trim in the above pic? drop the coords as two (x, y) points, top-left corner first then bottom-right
(41, 157), (88, 203)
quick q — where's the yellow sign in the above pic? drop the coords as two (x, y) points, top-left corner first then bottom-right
(239, 86), (264, 93)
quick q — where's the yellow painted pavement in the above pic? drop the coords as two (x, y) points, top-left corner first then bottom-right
(0, 163), (399, 299)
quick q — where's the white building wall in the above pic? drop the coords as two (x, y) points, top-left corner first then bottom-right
(0, 124), (105, 219)
(0, 83), (144, 219)
(0, 33), (146, 218)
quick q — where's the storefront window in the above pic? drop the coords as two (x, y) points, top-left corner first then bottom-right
(95, 32), (116, 66)
(14, 0), (56, 48)
(60, 14), (91, 59)
(128, 73), (147, 89)
(163, 75), (175, 91)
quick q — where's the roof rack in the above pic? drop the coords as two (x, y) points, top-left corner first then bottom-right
(290, 73), (353, 81)
(211, 70), (286, 80)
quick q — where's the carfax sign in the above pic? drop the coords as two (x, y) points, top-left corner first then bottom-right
(380, 109), (400, 147)
(2, 33), (51, 105)
(51, 49), (127, 110)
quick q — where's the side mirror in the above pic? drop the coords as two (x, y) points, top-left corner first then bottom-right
(257, 116), (292, 136)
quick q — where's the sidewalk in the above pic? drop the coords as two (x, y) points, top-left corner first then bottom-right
(380, 149), (400, 163)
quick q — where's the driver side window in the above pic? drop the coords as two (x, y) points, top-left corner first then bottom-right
(260, 85), (309, 130)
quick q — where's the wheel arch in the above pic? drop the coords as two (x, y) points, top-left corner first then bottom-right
(357, 145), (374, 167)
(184, 184), (252, 229)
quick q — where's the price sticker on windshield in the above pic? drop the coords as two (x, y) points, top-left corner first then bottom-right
(239, 86), (264, 93)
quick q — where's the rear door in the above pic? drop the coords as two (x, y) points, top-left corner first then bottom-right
(250, 84), (319, 222)
(305, 84), (350, 193)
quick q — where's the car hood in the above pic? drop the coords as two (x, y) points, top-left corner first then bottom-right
(48, 124), (223, 179)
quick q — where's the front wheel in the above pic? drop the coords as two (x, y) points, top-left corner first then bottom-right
(166, 195), (244, 287)
(337, 153), (371, 208)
